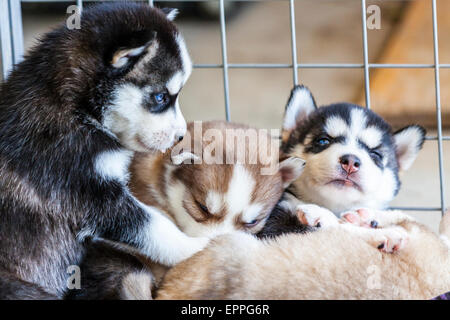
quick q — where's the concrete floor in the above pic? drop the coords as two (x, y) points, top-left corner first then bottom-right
(3, 0), (448, 232)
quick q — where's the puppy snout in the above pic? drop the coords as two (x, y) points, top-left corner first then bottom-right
(177, 135), (184, 142)
(339, 154), (361, 175)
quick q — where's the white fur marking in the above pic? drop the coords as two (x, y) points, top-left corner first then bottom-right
(176, 34), (193, 80)
(360, 126), (383, 149)
(226, 165), (255, 215)
(350, 108), (367, 135)
(95, 149), (133, 183)
(325, 116), (348, 137)
(166, 71), (184, 95)
(206, 191), (223, 215)
(242, 203), (263, 223)
(136, 199), (209, 266)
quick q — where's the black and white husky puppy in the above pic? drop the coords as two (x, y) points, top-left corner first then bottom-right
(262, 85), (426, 233)
(0, 3), (207, 299)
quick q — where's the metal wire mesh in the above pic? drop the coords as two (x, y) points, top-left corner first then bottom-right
(0, 0), (446, 215)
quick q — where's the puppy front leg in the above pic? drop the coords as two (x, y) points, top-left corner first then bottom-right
(280, 193), (339, 229)
(136, 203), (209, 266)
(86, 194), (208, 267)
(91, 150), (209, 266)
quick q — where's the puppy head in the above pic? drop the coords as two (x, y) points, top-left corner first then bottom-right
(78, 4), (191, 152)
(160, 121), (305, 237)
(282, 85), (425, 212)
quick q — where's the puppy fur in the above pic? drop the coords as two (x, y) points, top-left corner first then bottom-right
(261, 85), (426, 235)
(0, 3), (205, 299)
(69, 121), (305, 299)
(156, 212), (450, 300)
(281, 85), (426, 214)
(130, 121), (304, 238)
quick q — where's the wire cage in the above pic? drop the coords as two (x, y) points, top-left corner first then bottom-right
(0, 0), (446, 217)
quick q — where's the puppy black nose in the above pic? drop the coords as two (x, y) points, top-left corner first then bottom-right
(177, 135), (184, 142)
(339, 154), (361, 175)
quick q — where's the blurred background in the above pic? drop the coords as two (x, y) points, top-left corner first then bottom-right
(1, 0), (449, 231)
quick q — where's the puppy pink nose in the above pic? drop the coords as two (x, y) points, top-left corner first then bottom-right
(340, 154), (360, 175)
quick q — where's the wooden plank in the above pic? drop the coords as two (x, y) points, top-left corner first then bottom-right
(360, 0), (450, 127)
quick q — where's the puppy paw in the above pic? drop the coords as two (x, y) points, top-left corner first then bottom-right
(341, 208), (379, 229)
(297, 204), (339, 229)
(374, 227), (408, 253)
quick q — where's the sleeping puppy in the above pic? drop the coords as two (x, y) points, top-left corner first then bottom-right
(130, 121), (305, 238)
(157, 210), (450, 300)
(261, 85), (426, 235)
(67, 120), (305, 299)
(0, 3), (207, 299)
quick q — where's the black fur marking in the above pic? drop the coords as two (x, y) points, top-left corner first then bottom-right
(258, 195), (313, 239)
(65, 238), (151, 300)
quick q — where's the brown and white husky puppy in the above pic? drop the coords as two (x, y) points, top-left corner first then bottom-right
(157, 210), (450, 300)
(130, 121), (305, 238)
(68, 120), (305, 299)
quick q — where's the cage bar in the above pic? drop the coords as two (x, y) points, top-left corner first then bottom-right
(0, 0), (447, 216)
(9, 0), (25, 66)
(219, 0), (231, 121)
(0, 0), (13, 79)
(288, 0), (298, 85)
(431, 0), (446, 216)
(361, 0), (371, 109)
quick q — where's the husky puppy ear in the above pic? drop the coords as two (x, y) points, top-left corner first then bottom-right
(111, 46), (147, 68)
(393, 125), (426, 172)
(282, 85), (317, 143)
(279, 157), (306, 188)
(111, 35), (157, 69)
(161, 7), (179, 21)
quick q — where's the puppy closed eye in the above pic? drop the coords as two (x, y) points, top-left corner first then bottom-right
(244, 219), (260, 228)
(196, 201), (210, 215)
(369, 149), (383, 161)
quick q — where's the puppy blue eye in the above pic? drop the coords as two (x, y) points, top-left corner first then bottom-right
(317, 138), (330, 146)
(153, 93), (167, 104)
